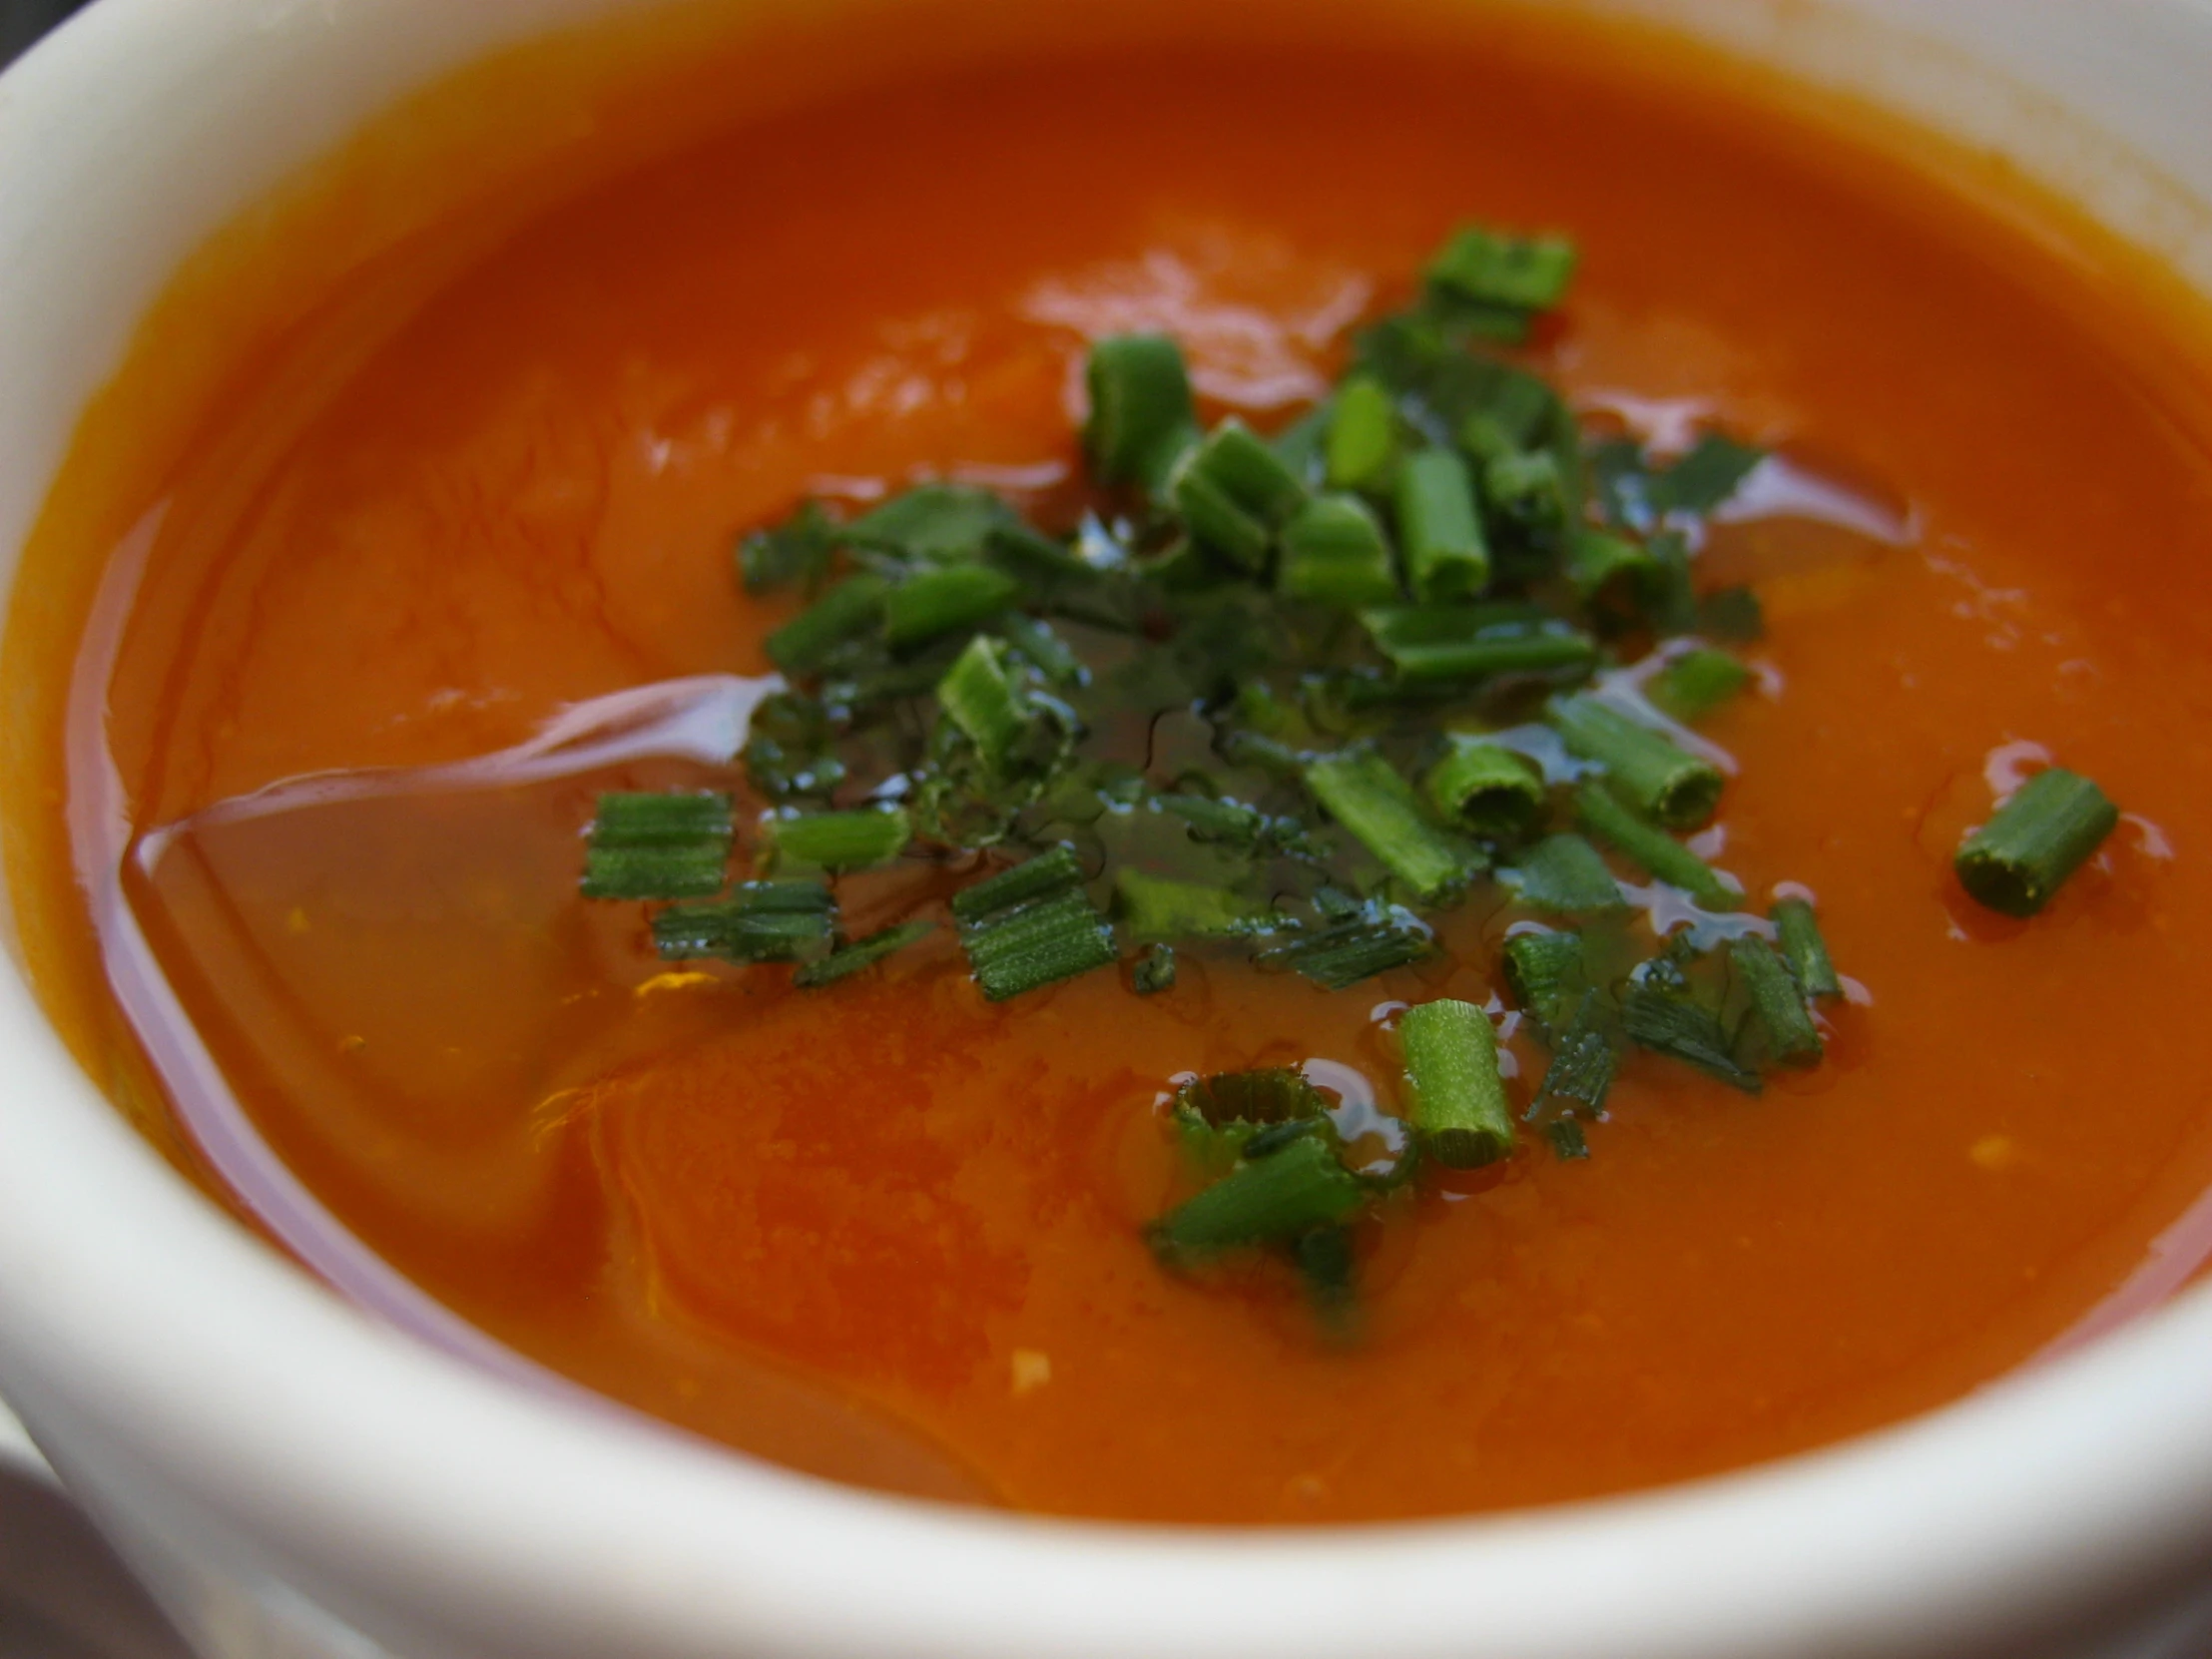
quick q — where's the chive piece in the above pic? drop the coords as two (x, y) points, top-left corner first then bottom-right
(1954, 768), (2119, 917)
(1134, 943), (1177, 994)
(743, 693), (847, 802)
(1425, 225), (1578, 312)
(1548, 695), (1725, 830)
(1399, 999), (1515, 1169)
(580, 792), (734, 900)
(1545, 1119), (1590, 1160)
(1271, 399), (1334, 482)
(1730, 934), (1824, 1067)
(1147, 1134), (1367, 1266)
(1647, 649), (1751, 724)
(1303, 749), (1479, 900)
(1574, 784), (1738, 909)
(763, 806), (910, 870)
(936, 636), (1027, 770)
(1503, 834), (1626, 915)
(846, 484), (1017, 561)
(1114, 868), (1264, 942)
(653, 879), (834, 963)
(953, 846), (1115, 1000)
(1173, 418), (1309, 569)
(738, 499), (838, 596)
(1084, 334), (1198, 493)
(1326, 375), (1397, 491)
(793, 919), (935, 988)
(1772, 897), (1842, 1000)
(1293, 1224), (1359, 1332)
(1651, 432), (1766, 515)
(881, 564), (1021, 647)
(1566, 528), (1658, 602)
(1533, 989), (1620, 1112)
(1423, 738), (1545, 837)
(1395, 449), (1490, 602)
(1172, 466), (1272, 571)
(1158, 793), (1266, 846)
(951, 844), (1088, 924)
(1278, 493), (1399, 607)
(1483, 450), (1568, 536)
(1363, 605), (1597, 684)
(1259, 906), (1433, 990)
(1176, 1068), (1331, 1127)
(765, 575), (886, 675)
(1503, 929), (1585, 1031)
(997, 613), (1084, 686)
(1620, 980), (1761, 1094)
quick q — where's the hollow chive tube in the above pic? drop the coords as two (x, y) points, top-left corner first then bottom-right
(880, 564), (1021, 647)
(580, 792), (734, 900)
(1502, 928), (1584, 1032)
(1278, 493), (1399, 606)
(1771, 896), (1841, 1000)
(1302, 749), (1478, 901)
(1574, 783), (1739, 909)
(1399, 999), (1516, 1169)
(1362, 604), (1599, 685)
(763, 807), (911, 870)
(1547, 694), (1724, 830)
(1146, 1133), (1367, 1266)
(1954, 768), (2119, 917)
(1325, 374), (1396, 492)
(1423, 737), (1545, 836)
(1084, 334), (1197, 492)
(1565, 529), (1657, 603)
(1482, 450), (1567, 534)
(1395, 448), (1490, 602)
(1729, 934), (1824, 1067)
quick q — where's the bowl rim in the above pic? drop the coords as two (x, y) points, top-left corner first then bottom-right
(3, 2), (2212, 1655)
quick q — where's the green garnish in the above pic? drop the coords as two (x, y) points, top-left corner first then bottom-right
(1730, 933), (1824, 1067)
(762, 807), (910, 871)
(1955, 768), (2119, 917)
(1647, 648), (1752, 723)
(1362, 604), (1597, 684)
(881, 564), (1021, 647)
(579, 793), (733, 900)
(1772, 896), (1841, 1000)
(1303, 748), (1479, 901)
(1258, 904), (1432, 989)
(1083, 334), (1198, 494)
(952, 846), (1116, 1001)
(1398, 999), (1515, 1169)
(1503, 928), (1586, 1032)
(1423, 737), (1545, 836)
(765, 574), (885, 675)
(1325, 375), (1397, 491)
(1548, 694), (1725, 829)
(1502, 833), (1626, 914)
(1651, 432), (1766, 516)
(1133, 943), (1177, 994)
(1147, 1133), (1367, 1267)
(1176, 1067), (1332, 1127)
(1395, 449), (1489, 602)
(1620, 977), (1761, 1094)
(738, 499), (838, 596)
(1172, 418), (1309, 569)
(1574, 783), (1737, 909)
(793, 919), (935, 988)
(1278, 493), (1399, 606)
(1114, 868), (1265, 942)
(1424, 225), (1578, 314)
(653, 878), (834, 963)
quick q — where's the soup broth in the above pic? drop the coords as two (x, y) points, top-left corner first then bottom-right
(21, 1), (2212, 1523)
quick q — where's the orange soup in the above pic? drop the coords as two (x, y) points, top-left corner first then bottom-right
(17, 1), (2212, 1525)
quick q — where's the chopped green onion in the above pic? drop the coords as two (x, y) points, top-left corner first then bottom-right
(1172, 467), (1272, 571)
(1574, 783), (1738, 909)
(1147, 1133), (1367, 1266)
(743, 693), (846, 801)
(1503, 833), (1626, 915)
(1176, 1068), (1331, 1127)
(1548, 695), (1725, 830)
(1423, 737), (1545, 836)
(1545, 1119), (1590, 1160)
(762, 806), (910, 870)
(1133, 943), (1177, 994)
(1158, 793), (1266, 846)
(1503, 928), (1585, 1031)
(1293, 1224), (1359, 1332)
(1647, 649), (1751, 723)
(1278, 493), (1399, 607)
(846, 484), (1017, 560)
(1259, 905), (1433, 990)
(793, 919), (935, 988)
(1173, 418), (1310, 569)
(936, 636), (1028, 770)
(1325, 375), (1397, 492)
(1303, 749), (1480, 900)
(737, 499), (838, 595)
(1620, 980), (1761, 1094)
(1084, 334), (1198, 493)
(1483, 450), (1568, 535)
(765, 574), (886, 675)
(1730, 934), (1823, 1067)
(1532, 989), (1620, 1112)
(1566, 528), (1658, 602)
(1698, 586), (1764, 644)
(997, 613), (1084, 686)
(953, 846), (1115, 1001)
(1399, 999), (1515, 1169)
(1424, 225), (1577, 312)
(882, 564), (1021, 647)
(1395, 448), (1490, 602)
(1955, 768), (2119, 917)
(1772, 896), (1841, 1000)
(580, 792), (733, 900)
(1651, 432), (1766, 515)
(653, 878), (834, 963)
(1363, 604), (1596, 684)
(1114, 868), (1265, 942)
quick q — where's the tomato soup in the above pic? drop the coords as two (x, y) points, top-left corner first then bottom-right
(15, 0), (2212, 1525)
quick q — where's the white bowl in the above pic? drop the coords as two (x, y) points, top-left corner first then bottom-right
(3, 3), (2212, 1656)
